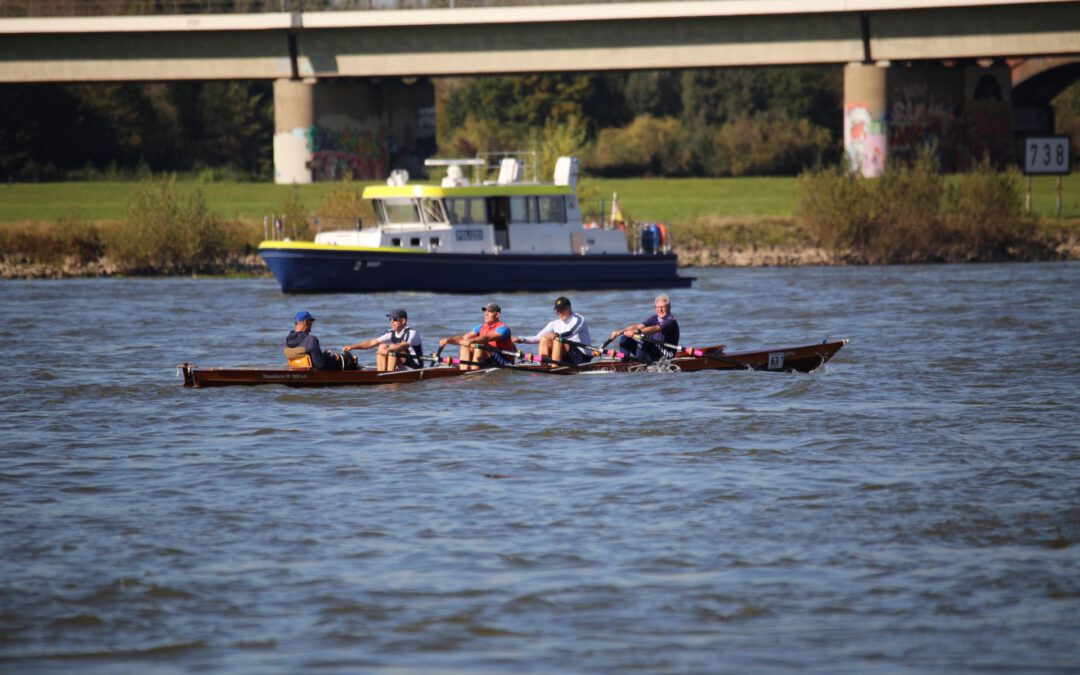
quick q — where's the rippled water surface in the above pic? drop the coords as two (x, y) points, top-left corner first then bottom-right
(2, 264), (1079, 673)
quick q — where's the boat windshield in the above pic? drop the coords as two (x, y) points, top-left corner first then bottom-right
(377, 199), (421, 225)
(420, 198), (449, 225)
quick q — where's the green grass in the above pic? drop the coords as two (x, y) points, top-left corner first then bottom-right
(0, 174), (1078, 225)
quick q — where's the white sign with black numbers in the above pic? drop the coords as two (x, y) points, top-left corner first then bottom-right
(1024, 136), (1071, 175)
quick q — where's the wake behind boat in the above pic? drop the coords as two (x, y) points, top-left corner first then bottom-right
(259, 154), (693, 293)
(178, 339), (847, 388)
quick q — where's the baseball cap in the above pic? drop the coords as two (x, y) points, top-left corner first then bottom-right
(481, 302), (501, 313)
(386, 308), (407, 320)
(554, 296), (571, 310)
(294, 310), (315, 322)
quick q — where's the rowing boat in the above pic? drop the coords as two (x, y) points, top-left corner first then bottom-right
(177, 339), (846, 388)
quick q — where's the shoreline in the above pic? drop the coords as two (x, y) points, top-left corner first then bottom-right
(3, 240), (1079, 280)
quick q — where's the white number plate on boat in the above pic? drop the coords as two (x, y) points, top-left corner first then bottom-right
(767, 352), (785, 370)
(456, 229), (483, 241)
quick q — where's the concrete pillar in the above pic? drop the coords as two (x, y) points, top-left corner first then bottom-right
(274, 78), (315, 185)
(844, 63), (888, 177)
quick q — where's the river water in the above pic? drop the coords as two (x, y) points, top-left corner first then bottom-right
(1, 264), (1078, 673)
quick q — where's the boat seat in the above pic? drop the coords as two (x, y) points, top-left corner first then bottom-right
(284, 346), (312, 369)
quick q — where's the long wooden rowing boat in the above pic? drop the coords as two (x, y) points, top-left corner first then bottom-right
(178, 340), (846, 388)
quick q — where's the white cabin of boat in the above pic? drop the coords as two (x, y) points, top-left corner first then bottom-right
(314, 156), (631, 256)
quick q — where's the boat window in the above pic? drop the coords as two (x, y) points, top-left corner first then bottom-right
(380, 198), (422, 225)
(391, 237), (401, 247)
(510, 196), (536, 223)
(420, 198), (449, 224)
(538, 196), (566, 223)
(410, 237), (421, 247)
(445, 198), (486, 225)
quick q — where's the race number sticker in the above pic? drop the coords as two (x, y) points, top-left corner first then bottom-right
(767, 352), (785, 370)
(1024, 136), (1071, 175)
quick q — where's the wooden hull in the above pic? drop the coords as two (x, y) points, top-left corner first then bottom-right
(178, 340), (846, 388)
(178, 364), (474, 388)
(569, 339), (847, 374)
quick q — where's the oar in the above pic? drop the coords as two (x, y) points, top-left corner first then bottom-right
(633, 333), (754, 370)
(556, 336), (645, 363)
(412, 353), (491, 368)
(469, 343), (576, 373)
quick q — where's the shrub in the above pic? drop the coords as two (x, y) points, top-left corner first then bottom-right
(587, 115), (694, 176)
(796, 147), (1038, 263)
(713, 112), (833, 177)
(528, 115), (591, 180)
(271, 186), (312, 241)
(315, 181), (375, 231)
(105, 178), (236, 273)
(944, 159), (1035, 259)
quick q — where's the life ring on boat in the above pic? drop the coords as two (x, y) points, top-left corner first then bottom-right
(655, 223), (669, 249)
(584, 221), (600, 229)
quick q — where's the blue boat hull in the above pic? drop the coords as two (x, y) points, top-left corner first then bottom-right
(260, 247), (693, 293)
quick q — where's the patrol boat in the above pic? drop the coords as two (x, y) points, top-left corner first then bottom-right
(258, 155), (693, 293)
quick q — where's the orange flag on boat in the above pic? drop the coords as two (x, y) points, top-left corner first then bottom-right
(610, 192), (625, 231)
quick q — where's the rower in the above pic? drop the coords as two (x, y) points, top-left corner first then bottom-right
(285, 310), (356, 370)
(439, 302), (515, 371)
(343, 308), (424, 372)
(514, 296), (593, 366)
(608, 294), (680, 364)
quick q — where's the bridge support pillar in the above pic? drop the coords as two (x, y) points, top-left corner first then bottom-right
(844, 61), (1014, 175)
(274, 78), (316, 185)
(844, 63), (889, 177)
(272, 77), (436, 185)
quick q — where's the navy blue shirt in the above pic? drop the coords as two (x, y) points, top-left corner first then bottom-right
(642, 313), (679, 348)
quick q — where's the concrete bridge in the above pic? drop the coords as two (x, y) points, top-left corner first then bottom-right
(2, 0), (1078, 181)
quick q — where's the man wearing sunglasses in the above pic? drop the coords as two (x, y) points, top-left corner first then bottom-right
(343, 308), (424, 372)
(439, 302), (515, 371)
(514, 296), (592, 366)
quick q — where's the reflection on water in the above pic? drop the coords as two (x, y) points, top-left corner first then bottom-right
(1, 264), (1079, 673)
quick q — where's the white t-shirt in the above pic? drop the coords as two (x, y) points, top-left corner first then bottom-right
(521, 313), (591, 352)
(376, 326), (422, 352)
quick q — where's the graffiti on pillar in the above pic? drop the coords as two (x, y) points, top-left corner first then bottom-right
(888, 85), (960, 167)
(304, 124), (388, 181)
(845, 103), (887, 177)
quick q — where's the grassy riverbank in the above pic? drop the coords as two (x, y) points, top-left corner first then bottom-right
(1, 174), (1078, 277)
(3, 174), (1078, 223)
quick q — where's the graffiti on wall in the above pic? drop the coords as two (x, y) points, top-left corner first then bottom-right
(885, 73), (1011, 171)
(887, 84), (959, 167)
(845, 102), (887, 177)
(305, 124), (388, 181)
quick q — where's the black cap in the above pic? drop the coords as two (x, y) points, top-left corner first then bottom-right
(554, 296), (571, 310)
(386, 308), (407, 320)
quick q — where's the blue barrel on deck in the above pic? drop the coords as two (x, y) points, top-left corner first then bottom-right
(641, 224), (660, 254)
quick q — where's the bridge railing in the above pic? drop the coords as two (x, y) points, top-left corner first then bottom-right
(0, 0), (629, 17)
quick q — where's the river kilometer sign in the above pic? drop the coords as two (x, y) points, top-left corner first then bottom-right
(1023, 136), (1070, 175)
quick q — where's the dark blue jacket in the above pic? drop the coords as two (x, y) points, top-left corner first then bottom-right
(286, 330), (328, 369)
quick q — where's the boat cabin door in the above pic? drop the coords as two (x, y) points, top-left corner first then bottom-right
(488, 197), (510, 250)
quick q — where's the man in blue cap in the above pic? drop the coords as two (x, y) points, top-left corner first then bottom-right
(285, 310), (355, 370)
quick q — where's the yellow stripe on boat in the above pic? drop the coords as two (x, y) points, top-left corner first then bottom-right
(259, 240), (427, 254)
(362, 184), (571, 199)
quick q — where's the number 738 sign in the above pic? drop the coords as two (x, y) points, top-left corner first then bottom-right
(1024, 136), (1071, 175)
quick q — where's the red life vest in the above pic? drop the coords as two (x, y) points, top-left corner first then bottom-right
(478, 320), (515, 353)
